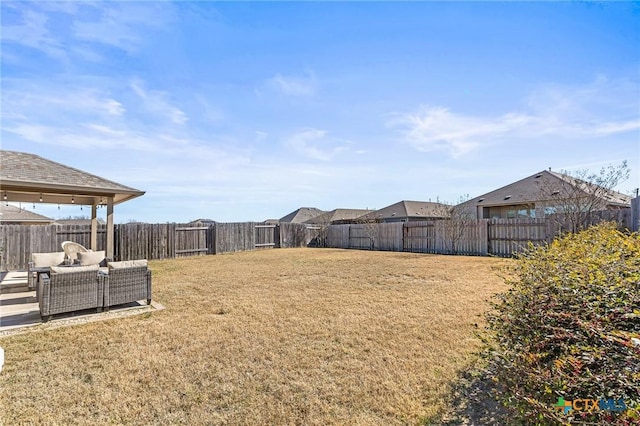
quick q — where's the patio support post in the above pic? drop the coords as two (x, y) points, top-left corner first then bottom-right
(106, 197), (114, 260)
(91, 204), (98, 251)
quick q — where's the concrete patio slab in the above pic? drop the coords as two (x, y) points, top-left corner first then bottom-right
(0, 271), (30, 294)
(0, 273), (164, 337)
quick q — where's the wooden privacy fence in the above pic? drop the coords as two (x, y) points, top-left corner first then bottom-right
(325, 221), (493, 255)
(322, 212), (633, 257)
(1, 209), (633, 271)
(0, 222), (309, 271)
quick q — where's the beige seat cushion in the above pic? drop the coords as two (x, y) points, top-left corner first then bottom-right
(32, 252), (65, 268)
(77, 250), (106, 266)
(107, 259), (148, 270)
(50, 264), (100, 274)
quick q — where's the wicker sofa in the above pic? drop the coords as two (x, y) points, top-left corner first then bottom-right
(38, 265), (104, 321)
(103, 260), (152, 309)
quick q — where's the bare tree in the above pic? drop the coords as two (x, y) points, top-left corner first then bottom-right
(535, 162), (630, 233)
(433, 195), (476, 255)
(307, 223), (329, 248)
(352, 210), (379, 250)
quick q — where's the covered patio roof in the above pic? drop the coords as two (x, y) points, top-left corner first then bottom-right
(0, 150), (145, 258)
(0, 150), (144, 206)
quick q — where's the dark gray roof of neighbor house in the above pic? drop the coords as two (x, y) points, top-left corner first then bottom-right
(459, 170), (631, 208)
(0, 204), (54, 223)
(304, 208), (372, 224)
(0, 150), (145, 205)
(188, 218), (217, 226)
(55, 218), (107, 226)
(279, 207), (326, 223)
(360, 200), (449, 221)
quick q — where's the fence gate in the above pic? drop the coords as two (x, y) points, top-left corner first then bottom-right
(403, 222), (436, 253)
(255, 224), (277, 249)
(175, 226), (211, 256)
(348, 224), (374, 250)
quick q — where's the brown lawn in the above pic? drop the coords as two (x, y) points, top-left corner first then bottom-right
(0, 248), (508, 425)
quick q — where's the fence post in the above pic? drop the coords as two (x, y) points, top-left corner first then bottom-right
(632, 196), (640, 232)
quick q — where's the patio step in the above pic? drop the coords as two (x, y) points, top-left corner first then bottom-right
(0, 272), (30, 294)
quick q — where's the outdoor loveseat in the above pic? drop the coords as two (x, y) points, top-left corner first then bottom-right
(103, 260), (152, 309)
(38, 265), (104, 321)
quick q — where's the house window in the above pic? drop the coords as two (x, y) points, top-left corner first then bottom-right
(516, 208), (535, 218)
(507, 210), (516, 219)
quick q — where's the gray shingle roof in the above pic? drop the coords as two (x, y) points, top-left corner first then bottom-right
(360, 200), (449, 221)
(55, 218), (107, 226)
(459, 170), (631, 208)
(188, 218), (217, 226)
(279, 207), (326, 223)
(0, 150), (144, 205)
(0, 204), (54, 223)
(304, 208), (372, 224)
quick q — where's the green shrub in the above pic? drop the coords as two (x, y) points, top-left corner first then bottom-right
(481, 222), (640, 425)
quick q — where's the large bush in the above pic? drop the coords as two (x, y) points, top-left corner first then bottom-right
(481, 222), (640, 425)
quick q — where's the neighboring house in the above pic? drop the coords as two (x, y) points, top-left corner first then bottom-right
(358, 200), (450, 223)
(188, 218), (216, 226)
(304, 208), (373, 225)
(0, 204), (54, 225)
(55, 218), (107, 226)
(458, 170), (632, 219)
(279, 207), (326, 223)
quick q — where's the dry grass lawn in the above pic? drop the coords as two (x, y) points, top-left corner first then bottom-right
(0, 248), (507, 425)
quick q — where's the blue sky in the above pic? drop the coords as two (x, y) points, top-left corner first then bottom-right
(1, 1), (639, 223)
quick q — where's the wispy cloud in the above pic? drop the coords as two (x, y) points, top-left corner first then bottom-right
(389, 76), (640, 158)
(1, 80), (128, 138)
(285, 128), (351, 161)
(388, 106), (532, 157)
(1, 77), (194, 153)
(1, 6), (68, 61)
(71, 3), (174, 54)
(1, 2), (174, 62)
(264, 71), (317, 97)
(130, 79), (188, 125)
(254, 131), (269, 143)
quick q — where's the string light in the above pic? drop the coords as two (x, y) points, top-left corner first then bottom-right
(71, 196), (75, 204)
(39, 194), (43, 202)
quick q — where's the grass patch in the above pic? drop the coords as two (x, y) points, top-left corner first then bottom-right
(0, 248), (507, 424)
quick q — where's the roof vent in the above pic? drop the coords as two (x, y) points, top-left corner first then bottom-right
(552, 190), (560, 196)
(478, 198), (484, 203)
(535, 174), (542, 179)
(504, 195), (511, 200)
